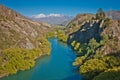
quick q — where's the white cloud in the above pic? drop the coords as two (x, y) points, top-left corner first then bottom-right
(48, 13), (63, 17)
(32, 13), (64, 18)
(32, 13), (46, 18)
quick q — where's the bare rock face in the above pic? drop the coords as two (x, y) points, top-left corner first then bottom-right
(68, 19), (104, 44)
(0, 5), (52, 50)
(67, 13), (120, 55)
(66, 14), (94, 34)
(100, 20), (120, 55)
(20, 38), (35, 49)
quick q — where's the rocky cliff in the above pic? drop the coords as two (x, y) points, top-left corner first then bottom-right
(100, 20), (120, 55)
(0, 5), (52, 50)
(67, 14), (120, 55)
(66, 14), (94, 34)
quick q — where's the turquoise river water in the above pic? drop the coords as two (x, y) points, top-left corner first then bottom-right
(2, 38), (83, 80)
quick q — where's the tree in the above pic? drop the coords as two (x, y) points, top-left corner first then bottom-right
(96, 8), (105, 19)
(71, 40), (76, 47)
(0, 47), (45, 76)
(74, 42), (80, 50)
(37, 37), (51, 55)
(80, 59), (107, 79)
(93, 67), (120, 80)
(73, 56), (86, 66)
(85, 38), (100, 57)
(88, 38), (99, 50)
(57, 30), (68, 42)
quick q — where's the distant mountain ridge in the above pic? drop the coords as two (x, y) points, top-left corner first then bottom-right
(106, 10), (120, 20)
(30, 14), (73, 25)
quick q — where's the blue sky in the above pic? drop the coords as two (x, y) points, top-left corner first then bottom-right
(0, 0), (120, 16)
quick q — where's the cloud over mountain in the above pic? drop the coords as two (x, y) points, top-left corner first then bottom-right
(30, 13), (73, 25)
(31, 13), (64, 18)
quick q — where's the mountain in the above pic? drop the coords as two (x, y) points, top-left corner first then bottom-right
(67, 13), (120, 55)
(30, 14), (73, 25)
(66, 12), (120, 80)
(0, 5), (52, 50)
(66, 14), (94, 34)
(106, 10), (120, 20)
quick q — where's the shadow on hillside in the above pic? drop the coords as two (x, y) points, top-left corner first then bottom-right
(67, 20), (106, 44)
(75, 70), (120, 80)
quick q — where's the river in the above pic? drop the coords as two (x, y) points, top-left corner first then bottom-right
(2, 38), (83, 80)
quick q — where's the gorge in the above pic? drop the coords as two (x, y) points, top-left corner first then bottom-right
(0, 3), (120, 80)
(1, 38), (83, 80)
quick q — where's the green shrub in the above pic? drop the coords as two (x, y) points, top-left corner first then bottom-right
(80, 59), (107, 79)
(57, 30), (68, 43)
(37, 37), (51, 55)
(104, 18), (110, 27)
(71, 40), (76, 47)
(93, 67), (120, 80)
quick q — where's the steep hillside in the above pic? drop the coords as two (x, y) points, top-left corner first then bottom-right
(67, 10), (120, 80)
(0, 5), (52, 50)
(66, 14), (94, 34)
(68, 19), (103, 44)
(99, 20), (120, 55)
(67, 15), (120, 55)
(0, 5), (52, 78)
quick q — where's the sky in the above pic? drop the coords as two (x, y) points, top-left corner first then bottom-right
(0, 0), (120, 17)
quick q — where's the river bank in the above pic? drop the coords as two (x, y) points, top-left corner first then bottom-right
(1, 38), (83, 80)
(0, 50), (49, 79)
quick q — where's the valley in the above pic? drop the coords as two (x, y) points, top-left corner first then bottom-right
(0, 3), (120, 80)
(1, 38), (83, 80)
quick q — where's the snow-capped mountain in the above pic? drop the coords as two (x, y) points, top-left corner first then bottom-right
(30, 13), (73, 25)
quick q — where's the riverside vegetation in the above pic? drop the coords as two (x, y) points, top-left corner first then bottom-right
(0, 5), (120, 80)
(69, 9), (120, 80)
(46, 28), (68, 43)
(0, 5), (68, 79)
(72, 38), (120, 80)
(0, 5), (52, 78)
(46, 9), (120, 80)
(0, 37), (51, 78)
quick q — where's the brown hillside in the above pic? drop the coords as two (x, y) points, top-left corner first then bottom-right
(0, 5), (52, 50)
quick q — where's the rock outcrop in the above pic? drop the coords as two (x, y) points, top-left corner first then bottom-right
(100, 20), (120, 55)
(68, 19), (104, 44)
(66, 14), (94, 34)
(67, 14), (120, 55)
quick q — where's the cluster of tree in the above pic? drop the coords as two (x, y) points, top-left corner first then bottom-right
(46, 30), (68, 43)
(72, 38), (101, 65)
(104, 18), (110, 27)
(96, 8), (106, 20)
(0, 48), (42, 76)
(79, 56), (120, 80)
(46, 31), (57, 39)
(72, 37), (120, 80)
(0, 37), (51, 78)
(37, 37), (51, 55)
(57, 30), (68, 43)
(71, 38), (101, 57)
(93, 67), (120, 80)
(95, 8), (110, 27)
(70, 8), (119, 80)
